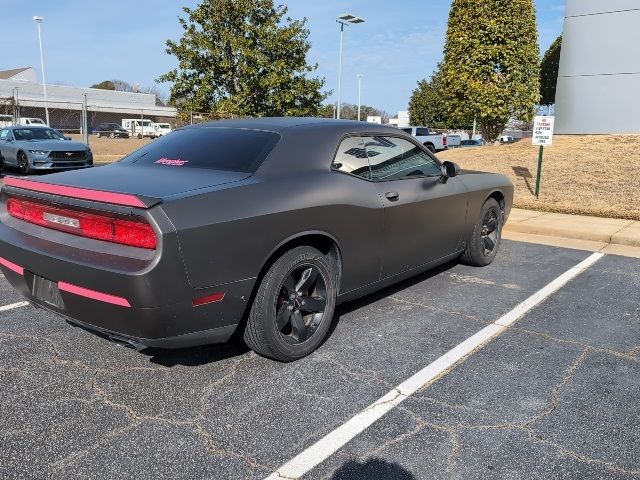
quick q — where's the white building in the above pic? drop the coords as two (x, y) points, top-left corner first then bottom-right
(388, 110), (410, 128)
(0, 67), (177, 130)
(555, 0), (640, 134)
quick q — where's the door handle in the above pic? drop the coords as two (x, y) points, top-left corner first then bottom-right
(385, 191), (400, 201)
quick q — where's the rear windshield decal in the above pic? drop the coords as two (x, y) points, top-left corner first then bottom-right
(155, 157), (188, 166)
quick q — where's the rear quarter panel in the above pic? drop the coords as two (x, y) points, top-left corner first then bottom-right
(160, 171), (385, 294)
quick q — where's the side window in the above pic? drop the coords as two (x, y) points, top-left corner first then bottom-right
(363, 136), (442, 181)
(332, 136), (371, 179)
(0, 129), (8, 140)
(415, 128), (430, 136)
(401, 128), (412, 135)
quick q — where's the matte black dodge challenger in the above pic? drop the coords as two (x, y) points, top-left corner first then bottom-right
(0, 118), (513, 361)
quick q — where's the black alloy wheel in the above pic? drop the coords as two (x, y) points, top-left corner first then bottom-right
(481, 207), (499, 256)
(244, 245), (338, 361)
(460, 197), (502, 267)
(18, 151), (30, 175)
(275, 265), (328, 344)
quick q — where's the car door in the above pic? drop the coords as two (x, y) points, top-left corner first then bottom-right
(362, 135), (468, 279)
(330, 135), (385, 290)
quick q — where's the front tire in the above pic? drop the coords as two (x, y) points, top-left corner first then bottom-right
(18, 151), (30, 175)
(243, 246), (338, 362)
(96, 132), (101, 138)
(460, 198), (502, 267)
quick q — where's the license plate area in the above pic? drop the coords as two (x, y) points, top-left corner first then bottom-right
(32, 274), (65, 309)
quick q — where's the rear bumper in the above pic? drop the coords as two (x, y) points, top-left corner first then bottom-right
(0, 217), (255, 349)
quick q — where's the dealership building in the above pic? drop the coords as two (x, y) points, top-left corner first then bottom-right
(555, 0), (640, 134)
(0, 67), (177, 131)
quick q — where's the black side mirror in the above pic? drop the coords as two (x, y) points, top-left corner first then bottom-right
(441, 161), (460, 178)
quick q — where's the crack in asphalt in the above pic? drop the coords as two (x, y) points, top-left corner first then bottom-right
(387, 296), (486, 324)
(315, 352), (397, 389)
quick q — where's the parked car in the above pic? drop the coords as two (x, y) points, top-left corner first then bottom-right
(16, 117), (47, 126)
(121, 118), (157, 139)
(400, 126), (447, 153)
(92, 123), (129, 139)
(0, 125), (93, 174)
(154, 123), (173, 136)
(460, 139), (484, 148)
(499, 135), (519, 144)
(0, 114), (13, 128)
(0, 118), (512, 361)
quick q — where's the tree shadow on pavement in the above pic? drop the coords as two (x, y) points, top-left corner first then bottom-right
(330, 458), (416, 479)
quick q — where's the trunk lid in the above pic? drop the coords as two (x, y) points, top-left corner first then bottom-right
(3, 164), (251, 208)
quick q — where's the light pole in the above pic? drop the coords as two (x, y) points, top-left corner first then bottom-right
(336, 13), (364, 119)
(33, 16), (49, 126)
(357, 74), (363, 121)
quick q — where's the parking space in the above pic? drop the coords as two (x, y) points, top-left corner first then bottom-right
(1, 241), (639, 479)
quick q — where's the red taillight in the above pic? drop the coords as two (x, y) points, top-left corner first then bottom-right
(443, 136), (448, 145)
(7, 198), (156, 250)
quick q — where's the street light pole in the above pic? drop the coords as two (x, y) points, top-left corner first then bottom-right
(33, 16), (49, 126)
(337, 22), (344, 119)
(336, 13), (364, 120)
(357, 74), (363, 121)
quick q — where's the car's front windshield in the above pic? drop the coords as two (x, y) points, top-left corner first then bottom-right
(13, 128), (65, 141)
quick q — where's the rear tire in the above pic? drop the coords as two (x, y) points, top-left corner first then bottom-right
(137, 133), (143, 139)
(18, 151), (30, 175)
(460, 198), (502, 267)
(243, 246), (338, 362)
(109, 132), (115, 139)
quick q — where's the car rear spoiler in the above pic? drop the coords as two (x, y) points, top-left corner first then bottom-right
(2, 177), (162, 209)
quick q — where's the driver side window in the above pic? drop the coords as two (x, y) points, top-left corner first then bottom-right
(363, 136), (441, 180)
(0, 129), (8, 141)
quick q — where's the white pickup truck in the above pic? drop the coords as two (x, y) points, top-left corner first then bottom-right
(400, 126), (448, 153)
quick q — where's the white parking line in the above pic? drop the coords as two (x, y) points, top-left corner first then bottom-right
(266, 252), (604, 479)
(0, 301), (29, 312)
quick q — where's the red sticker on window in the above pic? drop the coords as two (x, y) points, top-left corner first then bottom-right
(155, 157), (188, 166)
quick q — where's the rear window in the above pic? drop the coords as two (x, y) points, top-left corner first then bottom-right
(120, 127), (280, 173)
(415, 128), (430, 136)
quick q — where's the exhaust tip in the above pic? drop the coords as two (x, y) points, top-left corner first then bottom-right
(108, 335), (146, 351)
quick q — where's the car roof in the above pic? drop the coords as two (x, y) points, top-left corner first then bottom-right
(185, 117), (402, 136)
(7, 124), (50, 129)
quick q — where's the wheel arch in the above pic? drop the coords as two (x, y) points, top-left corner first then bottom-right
(486, 189), (505, 215)
(232, 231), (343, 340)
(260, 231), (343, 291)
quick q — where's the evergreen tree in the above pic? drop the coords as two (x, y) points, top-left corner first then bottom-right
(408, 65), (464, 129)
(440, 0), (540, 140)
(158, 0), (327, 118)
(540, 35), (562, 105)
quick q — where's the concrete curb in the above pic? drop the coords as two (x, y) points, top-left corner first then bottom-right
(505, 208), (640, 248)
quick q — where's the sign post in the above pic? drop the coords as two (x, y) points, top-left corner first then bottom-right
(532, 116), (555, 198)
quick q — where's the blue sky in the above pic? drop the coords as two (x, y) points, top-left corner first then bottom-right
(3, 0), (565, 114)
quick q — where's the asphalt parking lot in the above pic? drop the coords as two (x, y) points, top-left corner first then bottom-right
(1, 240), (639, 479)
